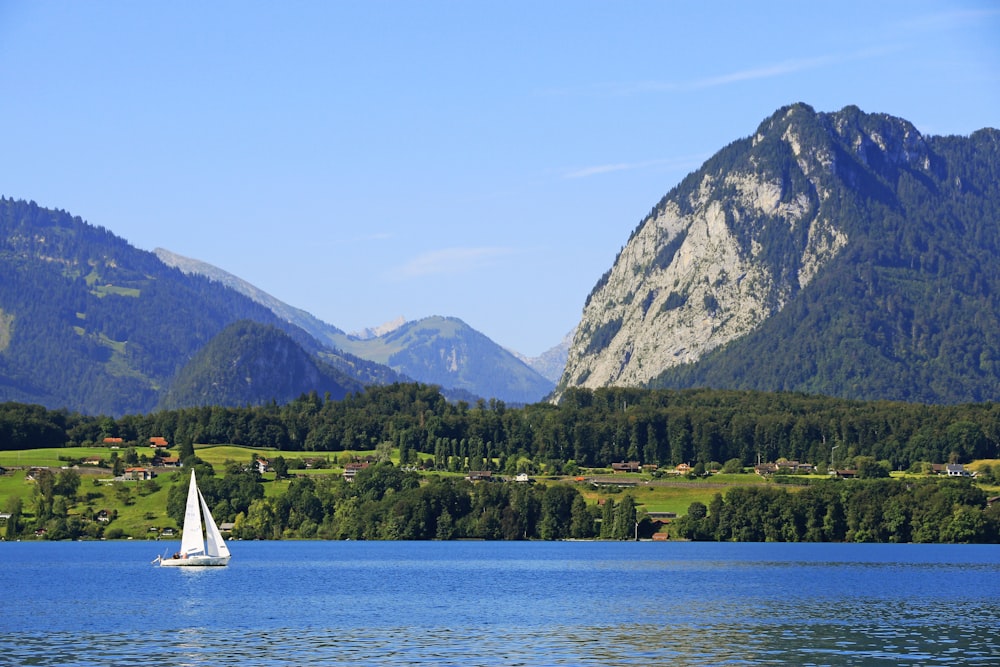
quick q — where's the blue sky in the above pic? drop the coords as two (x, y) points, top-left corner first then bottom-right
(1, 2), (998, 356)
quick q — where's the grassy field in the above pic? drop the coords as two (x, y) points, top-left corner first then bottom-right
(191, 444), (281, 467)
(0, 466), (183, 537)
(0, 447), (112, 468)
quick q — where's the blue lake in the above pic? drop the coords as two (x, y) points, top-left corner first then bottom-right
(1, 540), (998, 666)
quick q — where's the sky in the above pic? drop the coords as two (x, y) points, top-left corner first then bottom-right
(1, 2), (998, 357)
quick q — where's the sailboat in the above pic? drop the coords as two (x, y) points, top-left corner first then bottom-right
(154, 470), (232, 567)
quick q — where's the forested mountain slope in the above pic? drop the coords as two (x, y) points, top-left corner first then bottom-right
(0, 198), (392, 415)
(159, 320), (362, 409)
(561, 104), (1000, 404)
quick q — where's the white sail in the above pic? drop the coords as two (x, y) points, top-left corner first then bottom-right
(199, 486), (231, 559)
(156, 469), (232, 566)
(179, 470), (204, 556)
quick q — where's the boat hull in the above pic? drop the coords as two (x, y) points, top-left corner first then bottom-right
(158, 555), (230, 567)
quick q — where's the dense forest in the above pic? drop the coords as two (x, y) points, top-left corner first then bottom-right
(164, 462), (614, 541)
(3, 383), (999, 472)
(180, 464), (996, 543)
(214, 468), (995, 543)
(672, 478), (999, 543)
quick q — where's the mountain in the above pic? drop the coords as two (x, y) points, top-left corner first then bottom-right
(349, 316), (407, 340)
(328, 316), (554, 405)
(0, 198), (395, 415)
(159, 320), (362, 409)
(156, 249), (554, 403)
(511, 329), (573, 383)
(560, 104), (1000, 404)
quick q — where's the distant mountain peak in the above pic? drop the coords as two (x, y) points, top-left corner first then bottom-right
(350, 316), (407, 340)
(510, 329), (574, 383)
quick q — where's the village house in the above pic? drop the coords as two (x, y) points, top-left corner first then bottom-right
(931, 463), (971, 477)
(756, 460), (815, 475)
(149, 436), (169, 449)
(779, 460), (815, 474)
(466, 471), (493, 481)
(123, 467), (153, 481)
(590, 476), (639, 489)
(611, 461), (641, 474)
(342, 462), (369, 482)
(102, 437), (123, 447)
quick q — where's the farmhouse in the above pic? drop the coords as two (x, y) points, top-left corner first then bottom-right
(343, 462), (369, 482)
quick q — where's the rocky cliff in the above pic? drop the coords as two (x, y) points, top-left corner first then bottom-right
(558, 104), (1000, 403)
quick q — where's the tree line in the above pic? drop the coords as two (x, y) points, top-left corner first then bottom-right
(672, 478), (1000, 543)
(4, 384), (1000, 472)
(4, 458), (641, 542)
(187, 462), (615, 541)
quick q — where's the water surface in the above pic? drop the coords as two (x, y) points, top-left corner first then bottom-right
(2, 541), (997, 666)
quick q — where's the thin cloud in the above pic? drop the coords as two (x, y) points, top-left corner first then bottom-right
(678, 46), (896, 91)
(563, 155), (707, 180)
(565, 162), (640, 179)
(690, 54), (845, 89)
(554, 46), (899, 97)
(390, 246), (516, 280)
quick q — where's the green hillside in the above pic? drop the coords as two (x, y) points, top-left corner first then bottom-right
(159, 320), (362, 410)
